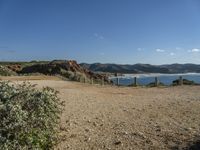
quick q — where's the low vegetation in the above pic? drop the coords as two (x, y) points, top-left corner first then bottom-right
(0, 66), (17, 76)
(18, 60), (110, 84)
(0, 81), (63, 149)
(146, 82), (165, 87)
(172, 79), (199, 86)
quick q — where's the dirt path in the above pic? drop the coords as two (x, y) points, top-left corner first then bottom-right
(0, 75), (61, 81)
(2, 77), (200, 150)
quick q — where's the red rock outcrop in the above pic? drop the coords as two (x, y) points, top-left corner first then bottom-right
(19, 60), (111, 83)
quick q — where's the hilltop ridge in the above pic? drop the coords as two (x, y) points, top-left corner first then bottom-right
(1, 61), (200, 75)
(80, 63), (200, 73)
(0, 60), (110, 83)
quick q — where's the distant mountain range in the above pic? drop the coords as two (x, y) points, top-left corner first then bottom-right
(80, 63), (200, 74)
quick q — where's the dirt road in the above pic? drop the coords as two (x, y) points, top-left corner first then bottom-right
(3, 76), (200, 149)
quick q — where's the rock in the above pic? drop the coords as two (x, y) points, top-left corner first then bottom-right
(155, 125), (161, 132)
(101, 119), (104, 122)
(132, 132), (146, 139)
(60, 126), (68, 132)
(69, 122), (73, 127)
(93, 122), (97, 127)
(65, 144), (70, 149)
(69, 134), (77, 138)
(156, 128), (161, 132)
(84, 137), (91, 142)
(85, 128), (90, 132)
(19, 60), (112, 83)
(6, 64), (22, 72)
(114, 140), (122, 145)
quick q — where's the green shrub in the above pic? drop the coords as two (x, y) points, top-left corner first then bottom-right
(172, 79), (198, 86)
(0, 81), (63, 149)
(146, 82), (165, 87)
(0, 66), (17, 76)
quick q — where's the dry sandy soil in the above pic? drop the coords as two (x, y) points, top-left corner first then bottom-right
(2, 76), (200, 150)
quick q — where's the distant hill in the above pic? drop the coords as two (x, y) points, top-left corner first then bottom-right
(80, 63), (200, 74)
(19, 60), (110, 83)
(1, 61), (200, 75)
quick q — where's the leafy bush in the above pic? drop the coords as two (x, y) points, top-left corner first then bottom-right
(0, 81), (63, 149)
(0, 66), (17, 76)
(172, 79), (198, 86)
(146, 82), (165, 87)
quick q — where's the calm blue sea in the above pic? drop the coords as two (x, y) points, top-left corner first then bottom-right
(110, 73), (200, 86)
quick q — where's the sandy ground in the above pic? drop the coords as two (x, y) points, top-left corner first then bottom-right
(1, 76), (200, 150)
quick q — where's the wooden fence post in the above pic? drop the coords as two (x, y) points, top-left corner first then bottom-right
(134, 77), (137, 87)
(115, 73), (120, 86)
(74, 71), (77, 79)
(179, 76), (183, 86)
(117, 77), (119, 86)
(155, 77), (159, 87)
(91, 78), (94, 85)
(101, 77), (104, 86)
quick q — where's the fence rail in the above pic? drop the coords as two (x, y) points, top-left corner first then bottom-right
(79, 74), (200, 87)
(111, 75), (199, 87)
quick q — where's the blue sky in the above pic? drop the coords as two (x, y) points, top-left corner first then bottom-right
(0, 0), (200, 64)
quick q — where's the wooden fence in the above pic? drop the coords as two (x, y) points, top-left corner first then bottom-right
(113, 75), (186, 87)
(80, 75), (190, 87)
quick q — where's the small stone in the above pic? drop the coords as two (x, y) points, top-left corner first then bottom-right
(65, 144), (70, 149)
(66, 120), (69, 123)
(114, 140), (122, 145)
(93, 122), (97, 127)
(101, 119), (104, 122)
(73, 121), (78, 125)
(156, 128), (161, 132)
(85, 137), (91, 142)
(85, 128), (90, 132)
(70, 134), (77, 138)
(188, 127), (192, 130)
(87, 120), (91, 123)
(60, 126), (68, 132)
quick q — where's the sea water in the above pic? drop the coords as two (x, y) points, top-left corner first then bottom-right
(110, 73), (200, 86)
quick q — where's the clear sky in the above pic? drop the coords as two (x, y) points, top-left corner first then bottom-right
(0, 0), (200, 64)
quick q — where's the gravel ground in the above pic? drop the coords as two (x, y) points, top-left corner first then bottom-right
(6, 78), (200, 150)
